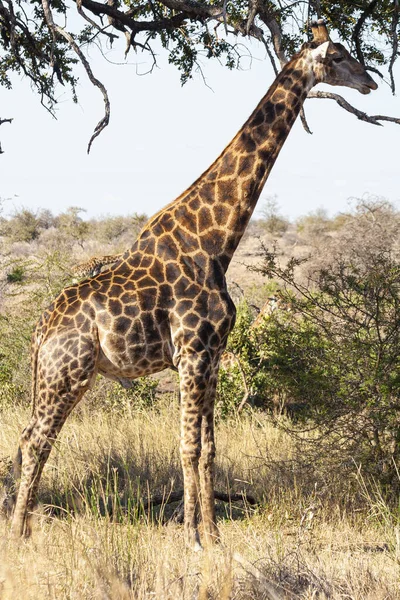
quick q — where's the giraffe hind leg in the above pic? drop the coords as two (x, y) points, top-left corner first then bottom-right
(11, 385), (91, 538)
(1, 447), (22, 519)
(11, 333), (98, 537)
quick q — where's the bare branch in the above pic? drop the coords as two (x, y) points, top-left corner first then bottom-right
(148, 0), (221, 19)
(299, 108), (312, 134)
(389, 0), (399, 93)
(259, 9), (287, 68)
(0, 117), (13, 154)
(41, 0), (110, 152)
(351, 0), (378, 65)
(307, 90), (400, 126)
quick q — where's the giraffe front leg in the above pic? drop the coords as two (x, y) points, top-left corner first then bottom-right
(199, 372), (219, 546)
(178, 350), (213, 550)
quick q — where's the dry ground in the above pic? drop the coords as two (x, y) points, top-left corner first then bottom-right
(1, 399), (399, 599)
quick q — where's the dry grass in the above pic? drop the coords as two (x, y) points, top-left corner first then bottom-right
(1, 398), (399, 599)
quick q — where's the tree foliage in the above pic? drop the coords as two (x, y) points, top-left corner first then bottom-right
(1, 0), (399, 150)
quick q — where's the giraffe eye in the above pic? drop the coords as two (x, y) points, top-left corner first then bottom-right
(332, 56), (344, 63)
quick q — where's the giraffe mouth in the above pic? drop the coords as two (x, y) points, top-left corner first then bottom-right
(360, 78), (378, 95)
(360, 85), (372, 95)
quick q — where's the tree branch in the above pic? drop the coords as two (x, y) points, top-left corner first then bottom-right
(351, 0), (379, 65)
(41, 0), (110, 152)
(75, 0), (119, 46)
(389, 0), (399, 93)
(0, 117), (13, 154)
(258, 8), (287, 68)
(80, 0), (200, 33)
(307, 90), (400, 126)
(246, 0), (259, 36)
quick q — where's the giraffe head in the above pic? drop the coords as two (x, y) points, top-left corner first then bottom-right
(307, 19), (377, 95)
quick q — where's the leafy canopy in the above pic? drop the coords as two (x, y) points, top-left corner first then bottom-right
(0, 1), (399, 149)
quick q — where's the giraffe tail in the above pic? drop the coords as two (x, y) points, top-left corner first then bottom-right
(31, 341), (38, 413)
(30, 317), (44, 413)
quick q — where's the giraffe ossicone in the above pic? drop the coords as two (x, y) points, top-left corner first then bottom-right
(7, 20), (377, 547)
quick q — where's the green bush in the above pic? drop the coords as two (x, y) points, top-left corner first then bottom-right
(251, 251), (400, 490)
(6, 265), (25, 283)
(217, 201), (400, 492)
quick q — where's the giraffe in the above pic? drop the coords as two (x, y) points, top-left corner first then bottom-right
(7, 20), (377, 548)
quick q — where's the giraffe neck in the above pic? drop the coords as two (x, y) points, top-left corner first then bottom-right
(131, 51), (315, 273)
(200, 53), (314, 268)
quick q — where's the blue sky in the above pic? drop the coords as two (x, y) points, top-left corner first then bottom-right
(0, 37), (399, 222)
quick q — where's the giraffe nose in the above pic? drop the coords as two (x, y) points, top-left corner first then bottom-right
(365, 72), (378, 90)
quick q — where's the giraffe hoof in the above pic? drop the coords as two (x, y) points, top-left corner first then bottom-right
(1, 494), (15, 519)
(185, 528), (203, 551)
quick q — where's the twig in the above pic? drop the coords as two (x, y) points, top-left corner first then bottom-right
(232, 553), (286, 600)
(307, 90), (400, 126)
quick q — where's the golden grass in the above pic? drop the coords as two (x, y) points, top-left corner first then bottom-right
(1, 399), (399, 599)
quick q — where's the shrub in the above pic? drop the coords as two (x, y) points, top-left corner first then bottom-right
(217, 200), (400, 493)
(251, 222), (400, 491)
(6, 265), (25, 283)
(0, 208), (41, 243)
(259, 197), (289, 236)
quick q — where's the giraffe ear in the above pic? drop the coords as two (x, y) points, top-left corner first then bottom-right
(311, 19), (330, 45)
(310, 41), (330, 62)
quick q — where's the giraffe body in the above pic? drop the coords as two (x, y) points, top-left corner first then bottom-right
(8, 21), (377, 546)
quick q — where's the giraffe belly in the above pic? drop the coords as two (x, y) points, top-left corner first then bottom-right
(97, 344), (173, 380)
(96, 315), (175, 381)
